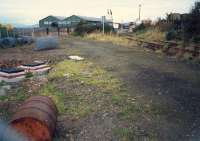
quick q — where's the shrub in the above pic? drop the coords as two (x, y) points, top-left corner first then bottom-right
(0, 24), (14, 38)
(134, 23), (146, 32)
(74, 21), (113, 36)
(192, 36), (200, 43)
(183, 2), (200, 42)
(166, 30), (177, 41)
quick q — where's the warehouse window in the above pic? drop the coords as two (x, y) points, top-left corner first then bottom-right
(44, 21), (52, 25)
(44, 21), (49, 25)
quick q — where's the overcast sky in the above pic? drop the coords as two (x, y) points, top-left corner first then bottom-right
(0, 0), (197, 25)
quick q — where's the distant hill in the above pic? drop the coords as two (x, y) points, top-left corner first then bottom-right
(13, 23), (39, 28)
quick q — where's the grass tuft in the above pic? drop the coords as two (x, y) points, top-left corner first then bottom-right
(134, 27), (166, 42)
(0, 87), (27, 102)
(39, 84), (65, 113)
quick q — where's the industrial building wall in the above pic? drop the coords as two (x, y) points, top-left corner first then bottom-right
(63, 15), (82, 27)
(39, 16), (60, 28)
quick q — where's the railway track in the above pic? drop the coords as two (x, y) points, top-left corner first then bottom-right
(123, 34), (200, 58)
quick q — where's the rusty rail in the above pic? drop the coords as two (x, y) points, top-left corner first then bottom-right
(125, 36), (200, 57)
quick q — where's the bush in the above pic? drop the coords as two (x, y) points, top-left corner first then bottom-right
(0, 26), (14, 38)
(192, 36), (200, 43)
(134, 23), (146, 32)
(183, 2), (200, 42)
(74, 21), (113, 36)
(166, 30), (178, 41)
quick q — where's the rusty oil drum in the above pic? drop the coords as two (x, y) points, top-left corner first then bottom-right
(10, 96), (58, 141)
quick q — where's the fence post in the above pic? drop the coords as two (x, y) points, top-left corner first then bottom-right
(32, 28), (35, 37)
(102, 16), (106, 34)
(6, 29), (9, 37)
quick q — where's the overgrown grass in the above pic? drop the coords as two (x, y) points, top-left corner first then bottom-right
(84, 29), (165, 47)
(48, 60), (121, 91)
(85, 33), (137, 47)
(40, 60), (123, 118)
(39, 84), (65, 113)
(134, 27), (166, 42)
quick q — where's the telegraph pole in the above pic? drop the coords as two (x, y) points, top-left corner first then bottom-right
(139, 4), (142, 21)
(102, 16), (105, 34)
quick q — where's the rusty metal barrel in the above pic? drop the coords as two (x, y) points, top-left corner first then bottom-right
(10, 96), (58, 141)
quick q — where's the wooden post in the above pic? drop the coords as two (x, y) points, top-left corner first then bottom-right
(102, 16), (105, 34)
(32, 28), (35, 37)
(6, 29), (9, 37)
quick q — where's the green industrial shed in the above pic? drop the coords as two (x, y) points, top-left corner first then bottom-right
(63, 15), (111, 27)
(39, 15), (112, 28)
(39, 15), (66, 28)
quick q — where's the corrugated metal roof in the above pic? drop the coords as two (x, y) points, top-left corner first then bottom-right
(54, 16), (66, 20)
(42, 15), (112, 22)
(76, 15), (112, 22)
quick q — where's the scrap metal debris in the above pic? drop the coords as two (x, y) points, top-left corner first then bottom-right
(0, 67), (26, 83)
(0, 60), (50, 83)
(35, 36), (59, 51)
(19, 61), (51, 74)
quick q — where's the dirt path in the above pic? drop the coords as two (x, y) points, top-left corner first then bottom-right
(61, 37), (200, 141)
(0, 37), (200, 141)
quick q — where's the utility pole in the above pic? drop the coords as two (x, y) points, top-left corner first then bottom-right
(139, 4), (142, 21)
(102, 16), (105, 34)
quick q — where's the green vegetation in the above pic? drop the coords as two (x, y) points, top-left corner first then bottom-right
(114, 127), (158, 141)
(48, 60), (121, 91)
(0, 59), (180, 140)
(0, 23), (14, 38)
(134, 27), (166, 42)
(39, 84), (65, 113)
(182, 2), (200, 43)
(40, 60), (122, 118)
(0, 87), (28, 102)
(74, 21), (113, 36)
(85, 33), (137, 47)
(114, 128), (136, 141)
(25, 72), (34, 78)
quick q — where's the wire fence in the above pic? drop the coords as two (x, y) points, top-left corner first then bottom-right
(0, 27), (69, 38)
